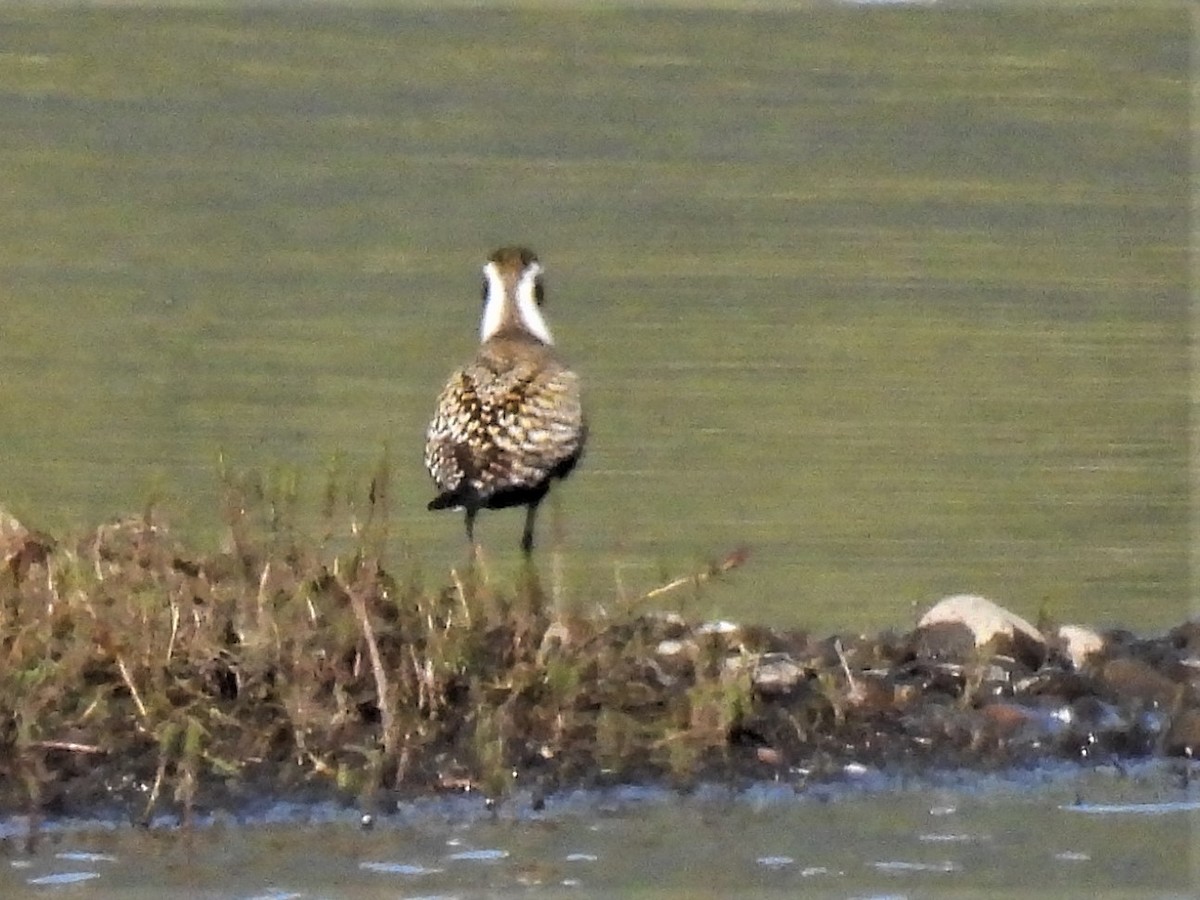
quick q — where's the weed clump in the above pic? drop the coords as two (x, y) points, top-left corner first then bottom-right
(0, 461), (756, 822)
(1, 461), (1197, 825)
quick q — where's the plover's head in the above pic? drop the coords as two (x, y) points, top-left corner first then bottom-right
(479, 246), (553, 345)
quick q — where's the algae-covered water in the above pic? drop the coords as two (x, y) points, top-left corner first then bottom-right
(0, 2), (1189, 636)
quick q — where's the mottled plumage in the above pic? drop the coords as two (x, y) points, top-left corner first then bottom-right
(424, 247), (586, 553)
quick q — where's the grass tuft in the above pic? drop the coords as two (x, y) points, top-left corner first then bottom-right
(0, 459), (758, 820)
(3, 457), (1195, 822)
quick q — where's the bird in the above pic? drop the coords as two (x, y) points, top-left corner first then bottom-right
(424, 246), (586, 555)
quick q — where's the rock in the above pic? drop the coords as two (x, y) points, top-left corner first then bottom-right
(1015, 670), (1092, 702)
(892, 682), (922, 708)
(914, 594), (1046, 669)
(697, 619), (739, 635)
(1164, 708), (1200, 757)
(1056, 625), (1107, 670)
(655, 639), (690, 657)
(908, 621), (977, 662)
(839, 671), (894, 713)
(1167, 620), (1200, 654)
(755, 745), (783, 766)
(979, 701), (1037, 738)
(751, 653), (807, 695)
(1099, 657), (1179, 707)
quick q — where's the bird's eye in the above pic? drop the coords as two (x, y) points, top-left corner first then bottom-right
(533, 279), (545, 306)
(480, 278), (489, 305)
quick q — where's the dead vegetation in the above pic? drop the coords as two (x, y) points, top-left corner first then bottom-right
(0, 458), (762, 823)
(0, 458), (1197, 826)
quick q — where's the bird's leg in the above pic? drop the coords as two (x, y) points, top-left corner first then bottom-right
(517, 501), (548, 616)
(465, 507), (479, 558)
(520, 501), (539, 556)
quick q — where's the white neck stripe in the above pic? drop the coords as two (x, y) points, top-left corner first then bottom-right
(479, 260), (555, 345)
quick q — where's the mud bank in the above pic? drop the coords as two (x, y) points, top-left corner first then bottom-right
(2, 499), (1196, 824)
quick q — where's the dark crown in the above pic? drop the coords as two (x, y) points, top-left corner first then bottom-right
(488, 246), (539, 272)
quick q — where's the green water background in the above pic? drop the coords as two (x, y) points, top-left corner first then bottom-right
(0, 3), (1190, 632)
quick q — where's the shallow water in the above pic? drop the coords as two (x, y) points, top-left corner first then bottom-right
(0, 3), (1189, 633)
(1, 764), (1197, 898)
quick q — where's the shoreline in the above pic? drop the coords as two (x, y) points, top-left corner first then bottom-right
(2, 494), (1197, 826)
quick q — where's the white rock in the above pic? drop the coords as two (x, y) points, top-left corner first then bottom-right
(1057, 624), (1106, 670)
(918, 594), (1043, 648)
(697, 619), (739, 635)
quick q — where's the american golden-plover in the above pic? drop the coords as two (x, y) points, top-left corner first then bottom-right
(424, 247), (586, 554)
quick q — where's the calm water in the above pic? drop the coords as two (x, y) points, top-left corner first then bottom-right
(1, 765), (1197, 898)
(0, 3), (1189, 633)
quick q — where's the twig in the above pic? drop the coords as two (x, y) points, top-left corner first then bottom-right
(257, 561), (272, 625)
(833, 638), (857, 691)
(31, 740), (106, 755)
(77, 590), (150, 732)
(450, 567), (471, 627)
(344, 577), (396, 763)
(165, 594), (180, 664)
(115, 655), (150, 730)
(644, 546), (751, 600)
(140, 754), (167, 827)
(833, 638), (868, 706)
